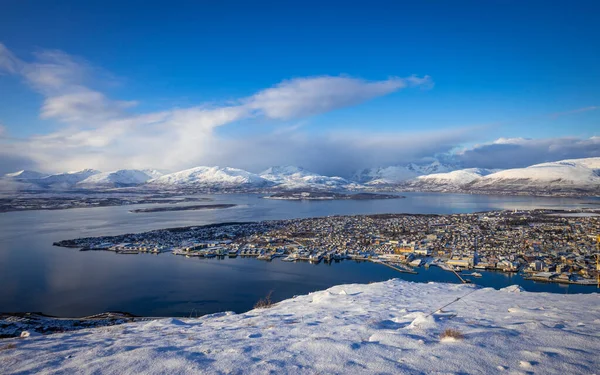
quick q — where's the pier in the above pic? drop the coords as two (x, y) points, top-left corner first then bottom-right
(371, 260), (418, 274)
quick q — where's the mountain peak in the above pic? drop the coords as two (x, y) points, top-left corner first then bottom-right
(150, 166), (271, 187)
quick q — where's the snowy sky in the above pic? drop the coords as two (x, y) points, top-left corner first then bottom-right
(0, 1), (599, 175)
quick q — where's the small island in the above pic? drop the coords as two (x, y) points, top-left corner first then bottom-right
(130, 204), (237, 213)
(263, 191), (404, 201)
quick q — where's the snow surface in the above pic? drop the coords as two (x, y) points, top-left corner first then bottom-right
(260, 166), (352, 189)
(149, 166), (271, 188)
(2, 280), (598, 374)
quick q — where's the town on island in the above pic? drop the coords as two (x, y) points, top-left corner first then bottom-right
(54, 209), (600, 287)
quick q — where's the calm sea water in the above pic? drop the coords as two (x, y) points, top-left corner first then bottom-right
(0, 192), (598, 317)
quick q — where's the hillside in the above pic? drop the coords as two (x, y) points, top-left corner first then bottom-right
(260, 166), (353, 189)
(149, 166), (271, 188)
(2, 280), (598, 374)
(469, 157), (600, 192)
(38, 169), (101, 188)
(77, 170), (157, 188)
(401, 157), (600, 195)
(415, 168), (497, 186)
(354, 161), (457, 185)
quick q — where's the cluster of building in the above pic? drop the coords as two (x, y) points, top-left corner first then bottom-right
(54, 210), (600, 286)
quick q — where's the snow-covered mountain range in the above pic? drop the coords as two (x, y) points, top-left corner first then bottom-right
(353, 161), (457, 185)
(148, 166), (272, 188)
(2, 157), (599, 195)
(405, 158), (600, 195)
(466, 158), (600, 193)
(4, 170), (49, 180)
(412, 168), (499, 186)
(77, 170), (160, 188)
(259, 166), (354, 189)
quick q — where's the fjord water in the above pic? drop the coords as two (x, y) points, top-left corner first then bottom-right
(0, 192), (597, 317)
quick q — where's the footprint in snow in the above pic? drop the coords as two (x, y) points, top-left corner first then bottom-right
(248, 333), (262, 338)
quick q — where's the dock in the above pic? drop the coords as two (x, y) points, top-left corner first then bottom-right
(371, 260), (418, 274)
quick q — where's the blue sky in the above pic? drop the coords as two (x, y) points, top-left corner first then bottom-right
(0, 1), (598, 174)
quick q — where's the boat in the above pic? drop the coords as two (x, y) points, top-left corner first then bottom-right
(228, 249), (238, 258)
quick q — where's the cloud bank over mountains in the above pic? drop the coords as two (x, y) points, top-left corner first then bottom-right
(0, 43), (598, 176)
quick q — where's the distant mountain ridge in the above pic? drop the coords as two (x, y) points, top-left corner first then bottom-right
(259, 166), (354, 190)
(1, 157), (599, 195)
(77, 170), (159, 188)
(353, 161), (458, 185)
(148, 166), (272, 188)
(404, 157), (600, 195)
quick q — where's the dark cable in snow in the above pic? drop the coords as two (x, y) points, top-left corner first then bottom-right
(426, 288), (480, 318)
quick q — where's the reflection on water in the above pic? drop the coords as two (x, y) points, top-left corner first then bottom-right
(0, 192), (597, 317)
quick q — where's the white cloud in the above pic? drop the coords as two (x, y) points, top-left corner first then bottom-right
(0, 43), (435, 174)
(245, 75), (431, 120)
(0, 44), (21, 74)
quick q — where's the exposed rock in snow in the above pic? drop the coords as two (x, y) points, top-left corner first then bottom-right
(260, 166), (353, 190)
(149, 166), (272, 188)
(1, 280), (598, 374)
(77, 170), (156, 188)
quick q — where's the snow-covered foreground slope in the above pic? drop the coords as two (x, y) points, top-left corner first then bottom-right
(3, 280), (598, 375)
